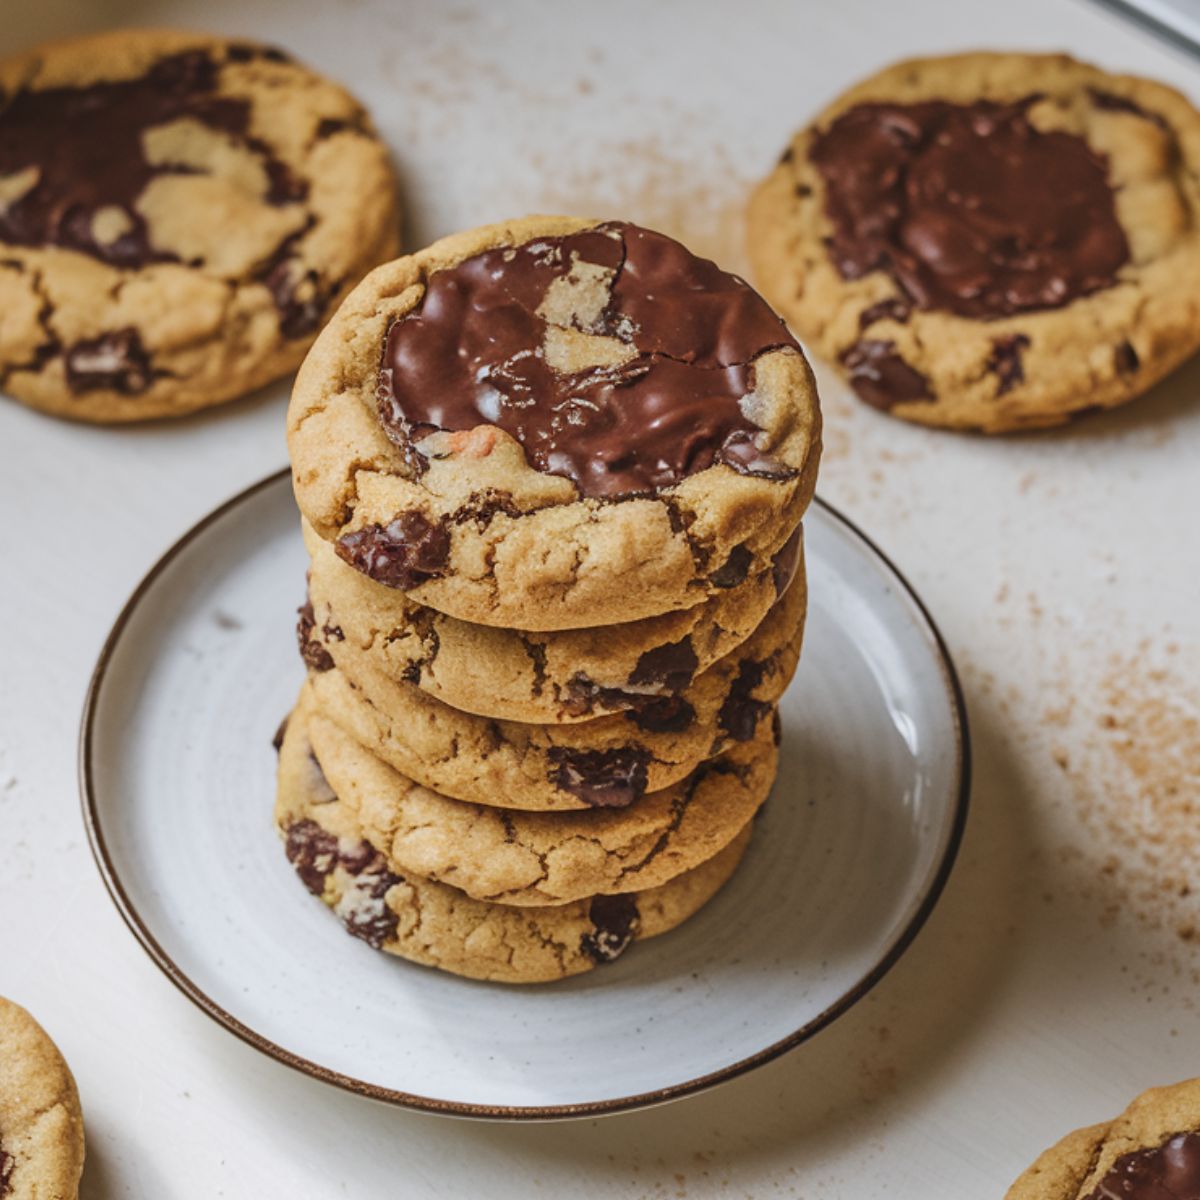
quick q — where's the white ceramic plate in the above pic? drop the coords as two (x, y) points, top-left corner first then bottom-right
(80, 470), (969, 1120)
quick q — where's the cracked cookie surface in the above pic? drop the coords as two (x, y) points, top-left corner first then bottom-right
(302, 560), (804, 811)
(0, 996), (85, 1200)
(296, 682), (776, 905)
(0, 29), (400, 422)
(288, 215), (820, 630)
(748, 53), (1200, 431)
(1006, 1076), (1200, 1199)
(276, 703), (750, 983)
(303, 516), (804, 724)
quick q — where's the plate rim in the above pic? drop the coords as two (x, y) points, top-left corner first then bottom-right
(78, 467), (972, 1122)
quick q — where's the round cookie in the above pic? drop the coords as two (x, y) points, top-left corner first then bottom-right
(748, 53), (1200, 432)
(0, 29), (400, 422)
(1007, 1077), (1200, 1198)
(298, 681), (777, 905)
(288, 215), (821, 630)
(0, 996), (85, 1200)
(302, 564), (804, 812)
(276, 707), (751, 983)
(303, 515), (804, 724)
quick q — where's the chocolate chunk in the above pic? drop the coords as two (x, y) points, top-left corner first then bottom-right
(258, 229), (329, 340)
(315, 115), (366, 139)
(271, 714), (290, 753)
(858, 297), (912, 330)
(718, 658), (772, 742)
(335, 512), (450, 591)
(227, 43), (293, 64)
(771, 526), (803, 598)
(1089, 88), (1169, 130)
(771, 709), (783, 746)
(64, 328), (155, 394)
(840, 339), (932, 410)
(810, 97), (1130, 319)
(450, 490), (524, 528)
(296, 599), (334, 672)
(1083, 1131), (1200, 1200)
(629, 638), (699, 692)
(547, 746), (651, 808)
(710, 544), (752, 588)
(377, 222), (801, 500)
(580, 893), (640, 963)
(987, 334), (1031, 396)
(0, 1145), (11, 1199)
(0, 50), (304, 268)
(284, 819), (400, 949)
(625, 695), (696, 734)
(284, 818), (339, 895)
(1116, 340), (1140, 374)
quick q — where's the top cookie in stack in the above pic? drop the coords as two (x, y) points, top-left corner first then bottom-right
(289, 216), (821, 630)
(281, 217), (821, 983)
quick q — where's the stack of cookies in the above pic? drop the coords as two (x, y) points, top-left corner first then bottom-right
(280, 216), (822, 983)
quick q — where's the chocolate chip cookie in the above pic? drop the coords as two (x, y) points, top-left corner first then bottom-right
(748, 53), (1200, 431)
(0, 29), (400, 422)
(295, 682), (775, 905)
(303, 516), (804, 724)
(276, 705), (750, 983)
(1006, 1076), (1200, 1199)
(0, 996), (85, 1200)
(302, 565), (803, 811)
(288, 216), (820, 630)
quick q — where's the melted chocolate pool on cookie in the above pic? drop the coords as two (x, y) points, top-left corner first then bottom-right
(809, 97), (1129, 319)
(1085, 1131), (1200, 1200)
(377, 222), (801, 500)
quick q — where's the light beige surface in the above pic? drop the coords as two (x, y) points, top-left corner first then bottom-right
(3, 1), (1200, 1196)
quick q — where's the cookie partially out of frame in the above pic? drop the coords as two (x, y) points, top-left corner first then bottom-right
(289, 216), (820, 630)
(0, 996), (85, 1200)
(1006, 1076), (1200, 1199)
(749, 53), (1200, 431)
(276, 703), (751, 984)
(0, 29), (400, 421)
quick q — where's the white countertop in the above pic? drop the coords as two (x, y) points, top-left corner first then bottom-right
(2, 1), (1199, 1195)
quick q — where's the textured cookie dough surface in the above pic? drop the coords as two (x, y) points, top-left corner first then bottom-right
(276, 707), (750, 983)
(289, 215), (821, 630)
(748, 53), (1200, 431)
(298, 683), (776, 905)
(303, 516), (804, 724)
(1006, 1077), (1200, 1199)
(302, 564), (804, 811)
(0, 996), (85, 1200)
(0, 29), (400, 422)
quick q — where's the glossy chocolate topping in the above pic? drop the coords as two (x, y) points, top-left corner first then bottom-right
(1086, 1132), (1200, 1200)
(0, 49), (304, 268)
(580, 893), (640, 963)
(810, 97), (1130, 318)
(378, 222), (801, 499)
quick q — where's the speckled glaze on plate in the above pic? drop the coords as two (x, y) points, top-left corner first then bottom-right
(80, 469), (968, 1120)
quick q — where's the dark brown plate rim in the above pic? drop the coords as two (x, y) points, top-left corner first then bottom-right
(79, 467), (971, 1122)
